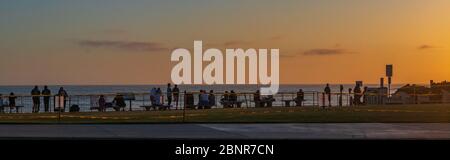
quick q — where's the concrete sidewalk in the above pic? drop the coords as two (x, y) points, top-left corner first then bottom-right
(0, 123), (449, 139)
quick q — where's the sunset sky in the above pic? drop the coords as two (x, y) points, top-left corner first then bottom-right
(1, 0), (449, 85)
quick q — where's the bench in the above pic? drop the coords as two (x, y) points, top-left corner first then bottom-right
(253, 99), (275, 107)
(1, 105), (24, 113)
(140, 105), (171, 111)
(282, 100), (295, 107)
(220, 100), (244, 108)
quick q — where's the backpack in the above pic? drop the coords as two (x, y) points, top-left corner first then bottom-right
(69, 105), (80, 112)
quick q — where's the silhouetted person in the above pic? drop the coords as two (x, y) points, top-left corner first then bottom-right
(9, 92), (17, 113)
(221, 91), (230, 108)
(324, 84), (331, 107)
(339, 85), (344, 107)
(42, 86), (51, 112)
(254, 90), (261, 107)
(208, 90), (215, 108)
(0, 94), (4, 113)
(263, 95), (275, 107)
(295, 89), (304, 107)
(98, 95), (106, 112)
(362, 86), (368, 105)
(348, 88), (353, 106)
(31, 86), (41, 113)
(230, 90), (237, 102)
(172, 85), (180, 109)
(57, 87), (68, 111)
(155, 88), (162, 105)
(112, 94), (126, 111)
(166, 83), (172, 106)
(353, 84), (362, 105)
(198, 90), (209, 109)
(150, 87), (157, 106)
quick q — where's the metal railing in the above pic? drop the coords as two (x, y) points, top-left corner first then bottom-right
(0, 91), (446, 114)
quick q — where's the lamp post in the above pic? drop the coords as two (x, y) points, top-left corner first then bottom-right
(386, 64), (393, 98)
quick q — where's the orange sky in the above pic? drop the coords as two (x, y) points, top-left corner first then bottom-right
(0, 0), (449, 85)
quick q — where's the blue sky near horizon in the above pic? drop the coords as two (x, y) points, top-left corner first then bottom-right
(1, 0), (450, 85)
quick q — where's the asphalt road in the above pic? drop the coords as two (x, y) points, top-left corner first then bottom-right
(0, 123), (449, 139)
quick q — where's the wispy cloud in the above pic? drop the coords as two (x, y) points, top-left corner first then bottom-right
(76, 40), (168, 52)
(223, 41), (251, 47)
(100, 29), (128, 35)
(417, 44), (437, 50)
(303, 48), (352, 56)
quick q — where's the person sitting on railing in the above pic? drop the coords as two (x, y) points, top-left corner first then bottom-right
(198, 90), (209, 109)
(9, 92), (17, 113)
(295, 89), (304, 107)
(208, 90), (215, 109)
(98, 95), (106, 112)
(112, 94), (126, 111)
(254, 90), (262, 107)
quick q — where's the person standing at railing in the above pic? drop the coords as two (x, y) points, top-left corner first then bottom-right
(166, 83), (173, 107)
(295, 89), (304, 107)
(254, 90), (261, 107)
(42, 86), (51, 112)
(57, 87), (68, 111)
(155, 88), (162, 106)
(98, 95), (106, 112)
(31, 86), (41, 113)
(348, 88), (353, 106)
(353, 84), (362, 106)
(362, 86), (368, 105)
(324, 84), (331, 107)
(173, 85), (180, 109)
(208, 90), (215, 108)
(198, 90), (209, 109)
(339, 85), (344, 107)
(0, 94), (4, 113)
(9, 92), (17, 113)
(150, 87), (157, 106)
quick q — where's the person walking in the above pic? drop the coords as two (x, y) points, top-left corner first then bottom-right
(31, 86), (41, 113)
(42, 86), (51, 112)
